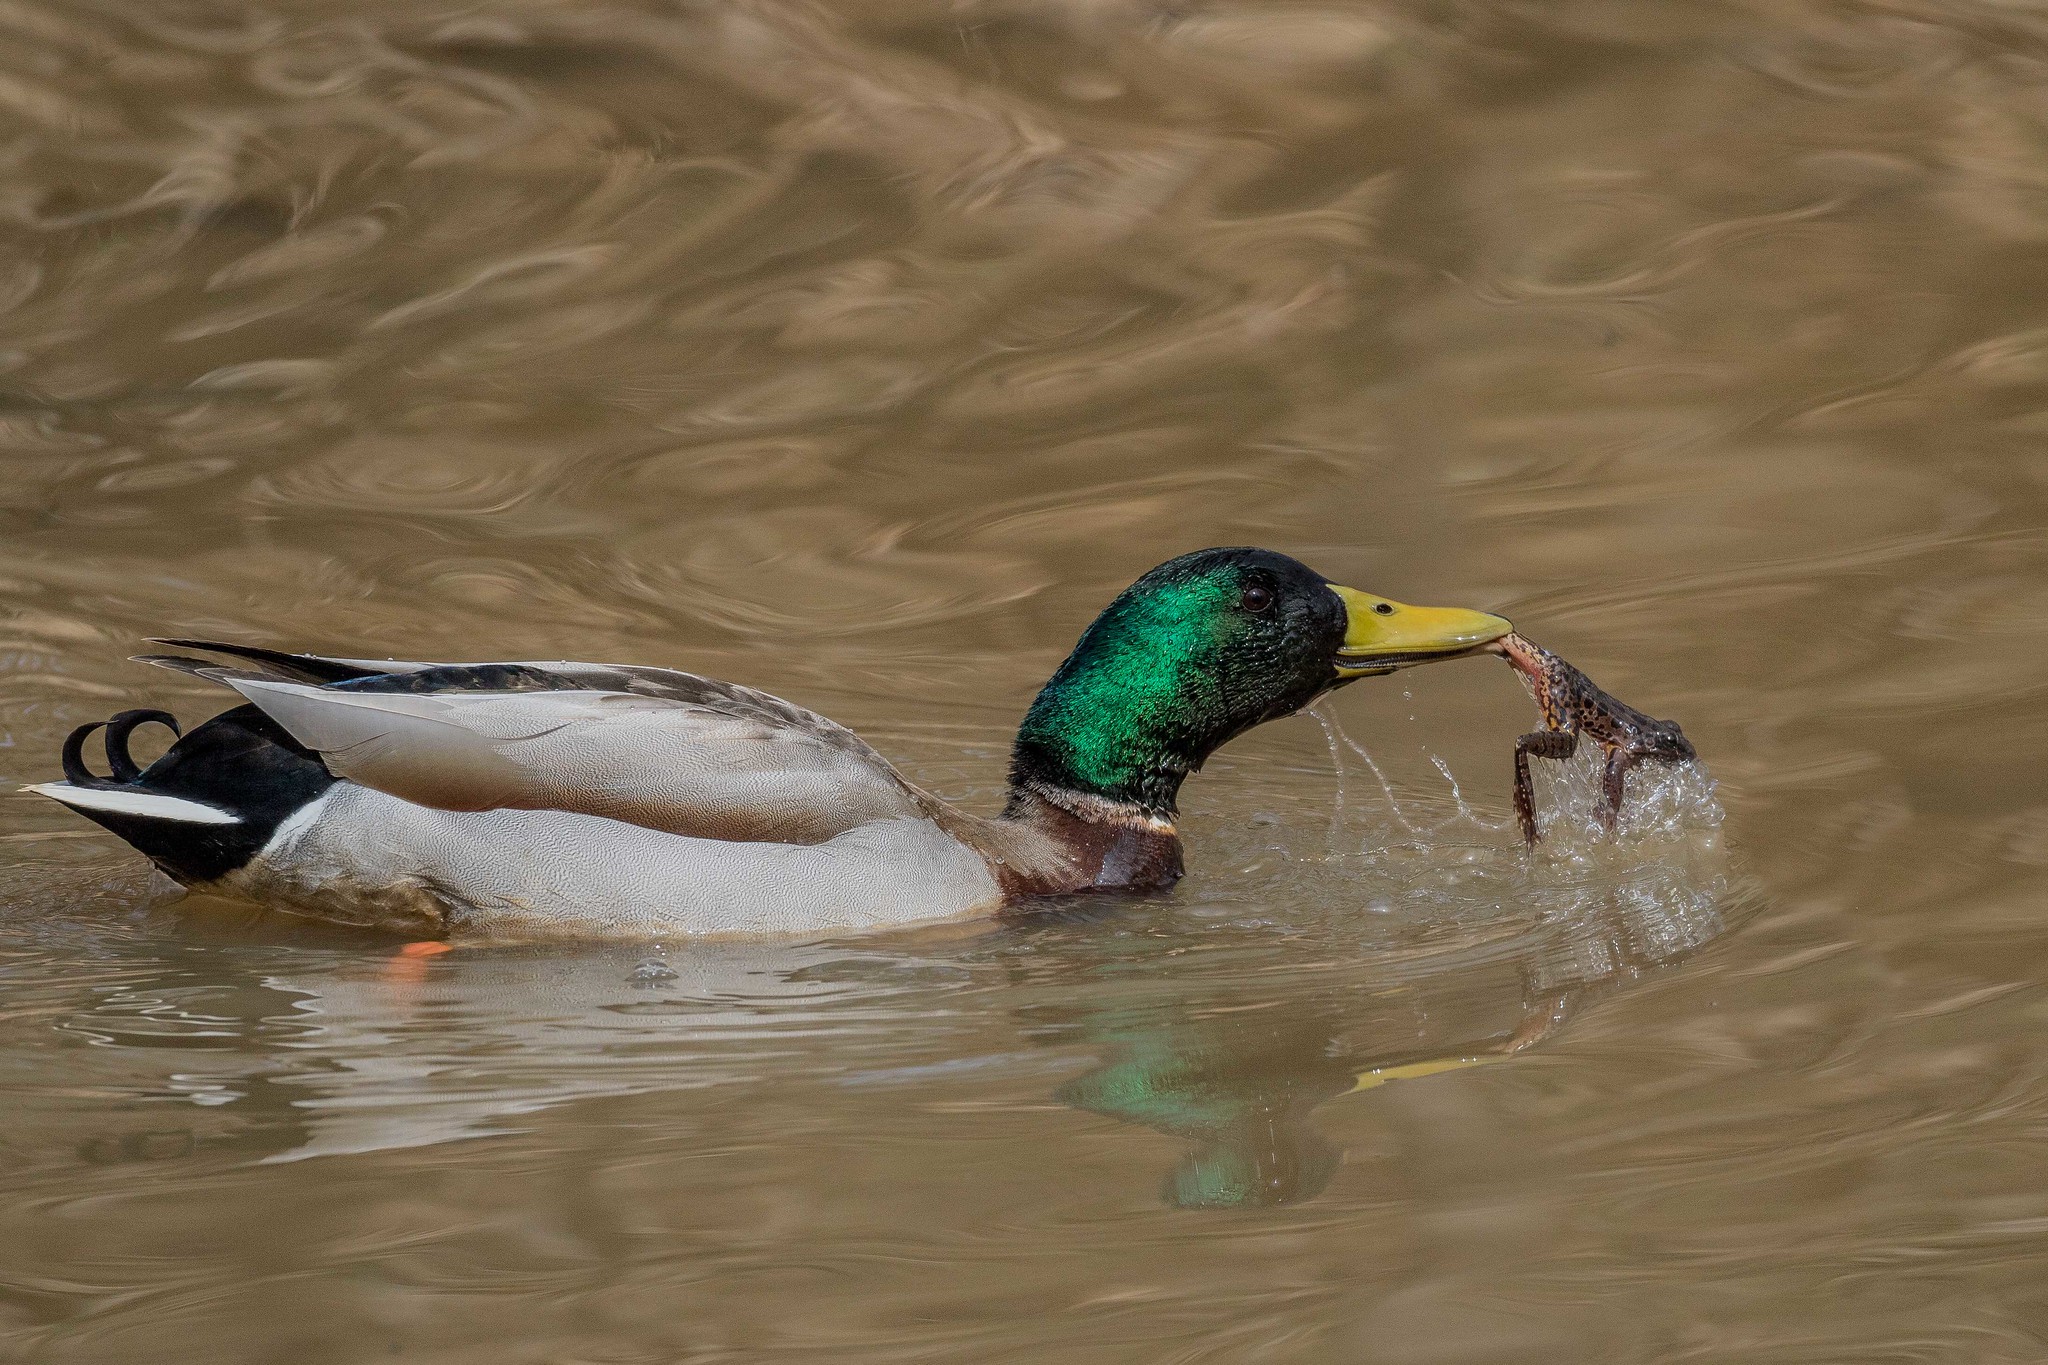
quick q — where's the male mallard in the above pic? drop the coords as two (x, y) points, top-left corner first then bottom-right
(28, 548), (1510, 937)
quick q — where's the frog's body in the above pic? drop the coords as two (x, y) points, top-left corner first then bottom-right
(1495, 632), (1694, 846)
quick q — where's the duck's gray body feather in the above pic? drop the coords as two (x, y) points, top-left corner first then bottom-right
(227, 785), (1002, 938)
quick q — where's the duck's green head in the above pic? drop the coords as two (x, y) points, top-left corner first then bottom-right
(1010, 548), (1509, 818)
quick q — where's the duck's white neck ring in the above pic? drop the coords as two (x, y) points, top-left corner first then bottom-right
(1013, 776), (1178, 834)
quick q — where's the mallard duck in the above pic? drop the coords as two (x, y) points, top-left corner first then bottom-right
(28, 548), (1510, 938)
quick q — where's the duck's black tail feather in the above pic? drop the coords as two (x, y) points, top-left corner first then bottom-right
(61, 709), (182, 788)
(32, 704), (336, 885)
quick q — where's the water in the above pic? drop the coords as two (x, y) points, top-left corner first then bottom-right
(4, 0), (2048, 1359)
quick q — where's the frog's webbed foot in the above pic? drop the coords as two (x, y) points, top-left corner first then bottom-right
(1513, 729), (1577, 847)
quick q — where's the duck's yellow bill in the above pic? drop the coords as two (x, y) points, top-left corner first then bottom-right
(1327, 585), (1512, 677)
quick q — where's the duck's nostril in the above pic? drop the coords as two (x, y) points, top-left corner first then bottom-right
(1373, 602), (1394, 615)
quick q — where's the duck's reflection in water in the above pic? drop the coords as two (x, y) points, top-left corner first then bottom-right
(1028, 849), (1736, 1208)
(28, 914), (962, 1167)
(26, 832), (1736, 1201)
(1053, 1011), (1355, 1208)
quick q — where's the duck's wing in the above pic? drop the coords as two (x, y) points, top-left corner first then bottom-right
(140, 646), (927, 845)
(145, 638), (448, 684)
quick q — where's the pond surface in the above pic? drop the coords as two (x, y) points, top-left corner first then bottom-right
(4, 1), (2048, 1359)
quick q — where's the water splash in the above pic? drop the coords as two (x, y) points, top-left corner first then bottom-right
(1428, 750), (1507, 832)
(1309, 703), (1419, 841)
(1307, 704), (1507, 846)
(1523, 743), (1725, 855)
(1286, 703), (1733, 981)
(1306, 703), (1723, 861)
(1310, 707), (1348, 854)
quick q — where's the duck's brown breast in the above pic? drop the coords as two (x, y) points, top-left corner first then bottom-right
(930, 788), (1185, 898)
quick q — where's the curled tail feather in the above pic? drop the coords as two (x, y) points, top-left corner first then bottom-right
(61, 709), (183, 789)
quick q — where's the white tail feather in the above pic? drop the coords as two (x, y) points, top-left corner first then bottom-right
(24, 783), (240, 825)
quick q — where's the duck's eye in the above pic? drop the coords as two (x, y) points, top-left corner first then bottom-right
(1372, 601), (1395, 615)
(1241, 584), (1273, 613)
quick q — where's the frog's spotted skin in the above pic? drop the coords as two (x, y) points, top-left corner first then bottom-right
(1494, 632), (1695, 846)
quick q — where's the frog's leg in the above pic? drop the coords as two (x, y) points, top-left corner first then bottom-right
(1599, 746), (1634, 831)
(1513, 730), (1577, 846)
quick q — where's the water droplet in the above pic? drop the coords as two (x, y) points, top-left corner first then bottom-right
(628, 958), (678, 986)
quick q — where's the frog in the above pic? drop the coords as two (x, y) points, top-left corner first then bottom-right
(1492, 631), (1695, 846)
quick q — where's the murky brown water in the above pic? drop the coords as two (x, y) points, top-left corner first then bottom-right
(4, 0), (2048, 1359)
